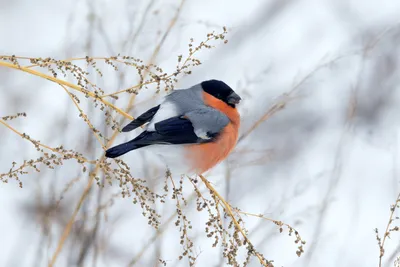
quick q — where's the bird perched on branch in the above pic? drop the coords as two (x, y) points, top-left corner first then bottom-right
(105, 79), (241, 174)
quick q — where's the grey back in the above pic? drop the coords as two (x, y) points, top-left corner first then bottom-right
(165, 84), (205, 113)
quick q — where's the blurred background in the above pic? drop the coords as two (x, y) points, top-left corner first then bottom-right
(1, 0), (400, 266)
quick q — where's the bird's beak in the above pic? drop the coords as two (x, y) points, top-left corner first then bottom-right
(227, 92), (241, 105)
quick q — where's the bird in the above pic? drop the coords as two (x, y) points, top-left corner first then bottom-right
(105, 79), (241, 175)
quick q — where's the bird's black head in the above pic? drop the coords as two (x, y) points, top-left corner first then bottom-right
(201, 79), (241, 108)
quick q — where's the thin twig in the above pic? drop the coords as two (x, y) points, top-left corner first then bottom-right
(378, 192), (400, 267)
(0, 60), (132, 120)
(198, 174), (272, 267)
(0, 119), (95, 164)
(49, 1), (187, 265)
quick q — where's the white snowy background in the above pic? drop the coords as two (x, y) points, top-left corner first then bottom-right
(1, 0), (400, 266)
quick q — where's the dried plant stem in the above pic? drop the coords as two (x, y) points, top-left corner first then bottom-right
(198, 174), (271, 267)
(49, 2), (187, 265)
(102, 0), (187, 99)
(235, 209), (305, 257)
(238, 210), (289, 226)
(48, 171), (96, 267)
(0, 60), (132, 120)
(0, 119), (95, 164)
(48, 134), (117, 267)
(378, 192), (400, 267)
(148, 0), (186, 66)
(49, 108), (123, 266)
(60, 84), (105, 148)
(100, 80), (159, 98)
(238, 100), (287, 143)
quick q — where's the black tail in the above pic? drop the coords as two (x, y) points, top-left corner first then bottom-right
(105, 141), (148, 158)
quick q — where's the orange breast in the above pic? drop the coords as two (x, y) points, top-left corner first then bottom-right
(185, 92), (240, 174)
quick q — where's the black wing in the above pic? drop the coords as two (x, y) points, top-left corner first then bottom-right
(121, 105), (160, 132)
(105, 116), (214, 158)
(130, 116), (212, 145)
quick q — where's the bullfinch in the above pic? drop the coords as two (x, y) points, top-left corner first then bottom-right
(105, 79), (241, 174)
